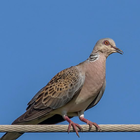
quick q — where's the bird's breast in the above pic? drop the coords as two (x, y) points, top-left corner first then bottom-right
(61, 55), (106, 114)
(76, 55), (106, 103)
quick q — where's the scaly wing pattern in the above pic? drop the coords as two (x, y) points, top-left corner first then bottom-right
(13, 66), (84, 123)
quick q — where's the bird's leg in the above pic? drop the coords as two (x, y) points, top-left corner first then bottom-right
(63, 115), (82, 137)
(79, 114), (101, 131)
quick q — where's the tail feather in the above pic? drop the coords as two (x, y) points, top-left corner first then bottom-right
(0, 132), (24, 140)
(0, 114), (67, 139)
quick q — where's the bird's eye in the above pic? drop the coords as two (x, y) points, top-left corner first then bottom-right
(104, 40), (110, 45)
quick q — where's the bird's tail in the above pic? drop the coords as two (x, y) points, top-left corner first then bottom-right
(0, 132), (24, 140)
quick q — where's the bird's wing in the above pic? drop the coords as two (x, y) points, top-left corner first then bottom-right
(86, 80), (106, 110)
(13, 66), (85, 123)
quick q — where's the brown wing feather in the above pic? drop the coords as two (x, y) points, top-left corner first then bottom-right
(13, 66), (84, 123)
(33, 66), (84, 109)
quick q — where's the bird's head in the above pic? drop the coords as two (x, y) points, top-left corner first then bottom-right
(92, 38), (123, 57)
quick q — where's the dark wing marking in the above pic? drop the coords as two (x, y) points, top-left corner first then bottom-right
(39, 114), (72, 124)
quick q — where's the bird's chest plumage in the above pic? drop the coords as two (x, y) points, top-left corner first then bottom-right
(76, 59), (105, 103)
(66, 55), (106, 113)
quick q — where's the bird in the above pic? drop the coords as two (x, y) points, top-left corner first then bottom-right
(0, 38), (123, 140)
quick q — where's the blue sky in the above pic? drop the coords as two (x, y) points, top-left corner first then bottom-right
(0, 0), (140, 140)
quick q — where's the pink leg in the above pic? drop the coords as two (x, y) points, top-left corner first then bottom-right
(79, 116), (101, 131)
(64, 116), (82, 137)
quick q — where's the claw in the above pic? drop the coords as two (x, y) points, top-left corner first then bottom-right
(79, 117), (101, 131)
(64, 116), (82, 137)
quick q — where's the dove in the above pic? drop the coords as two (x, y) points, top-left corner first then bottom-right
(0, 38), (123, 140)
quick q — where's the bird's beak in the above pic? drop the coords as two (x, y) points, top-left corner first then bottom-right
(115, 47), (123, 54)
(111, 46), (123, 54)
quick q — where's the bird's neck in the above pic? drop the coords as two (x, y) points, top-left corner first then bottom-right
(87, 52), (99, 62)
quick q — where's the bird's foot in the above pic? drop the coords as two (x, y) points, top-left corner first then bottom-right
(64, 116), (82, 137)
(79, 117), (101, 131)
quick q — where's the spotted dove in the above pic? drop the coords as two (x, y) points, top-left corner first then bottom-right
(0, 38), (123, 139)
